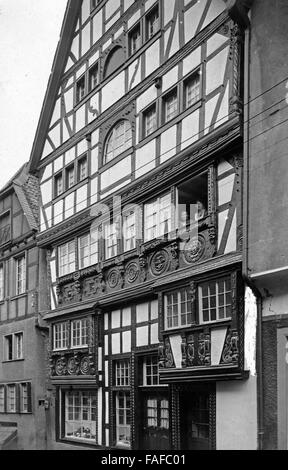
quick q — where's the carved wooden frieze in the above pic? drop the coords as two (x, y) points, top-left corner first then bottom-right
(221, 329), (239, 364)
(50, 351), (96, 377)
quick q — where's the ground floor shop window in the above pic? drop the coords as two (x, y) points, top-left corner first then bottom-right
(115, 391), (131, 447)
(64, 390), (97, 442)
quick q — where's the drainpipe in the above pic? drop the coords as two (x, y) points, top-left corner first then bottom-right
(241, 9), (264, 450)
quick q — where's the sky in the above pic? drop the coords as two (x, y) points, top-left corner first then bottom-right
(0, 0), (68, 188)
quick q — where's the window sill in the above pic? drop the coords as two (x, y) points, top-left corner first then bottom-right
(2, 358), (24, 364)
(9, 293), (27, 301)
(164, 318), (232, 334)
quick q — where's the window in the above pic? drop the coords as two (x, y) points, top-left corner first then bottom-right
(115, 360), (130, 386)
(58, 241), (76, 276)
(0, 211), (10, 246)
(123, 212), (136, 251)
(0, 264), (4, 301)
(15, 333), (23, 360)
(144, 193), (172, 241)
(199, 278), (232, 323)
(184, 71), (201, 108)
(146, 5), (159, 40)
(129, 24), (141, 55)
(89, 63), (99, 91)
(104, 120), (132, 163)
(115, 392), (130, 447)
(55, 173), (63, 197)
(20, 383), (31, 413)
(103, 46), (125, 79)
(76, 76), (85, 103)
(78, 156), (88, 182)
(165, 288), (192, 329)
(66, 165), (75, 190)
(4, 335), (13, 361)
(53, 322), (69, 350)
(143, 356), (159, 386)
(163, 89), (178, 123)
(16, 255), (26, 295)
(78, 230), (98, 269)
(4, 332), (24, 361)
(143, 104), (157, 137)
(177, 173), (208, 229)
(0, 385), (4, 412)
(71, 319), (88, 348)
(64, 390), (97, 442)
(146, 398), (169, 429)
(7, 384), (16, 413)
(104, 222), (118, 259)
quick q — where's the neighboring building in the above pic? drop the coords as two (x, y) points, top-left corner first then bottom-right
(244, 0), (288, 451)
(0, 164), (48, 450)
(28, 0), (258, 449)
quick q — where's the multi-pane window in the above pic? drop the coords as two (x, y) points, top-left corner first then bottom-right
(104, 222), (118, 259)
(20, 383), (28, 413)
(58, 241), (76, 276)
(184, 72), (201, 108)
(15, 333), (23, 360)
(71, 319), (88, 348)
(146, 399), (169, 429)
(0, 211), (11, 246)
(16, 255), (26, 295)
(143, 356), (159, 386)
(78, 156), (88, 181)
(115, 360), (130, 387)
(53, 322), (69, 350)
(199, 278), (232, 323)
(165, 288), (192, 329)
(146, 6), (159, 40)
(0, 385), (4, 412)
(7, 384), (16, 413)
(76, 76), (85, 103)
(0, 264), (4, 301)
(105, 120), (132, 163)
(64, 391), (97, 442)
(55, 173), (63, 197)
(89, 63), (99, 91)
(123, 212), (136, 251)
(144, 193), (172, 241)
(115, 392), (130, 447)
(129, 24), (141, 55)
(78, 231), (98, 269)
(144, 104), (157, 137)
(4, 332), (23, 361)
(164, 90), (178, 122)
(66, 166), (75, 189)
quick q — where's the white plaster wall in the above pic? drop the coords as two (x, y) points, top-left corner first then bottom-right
(216, 377), (258, 449)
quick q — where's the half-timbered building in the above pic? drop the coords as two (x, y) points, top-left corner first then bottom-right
(0, 164), (48, 449)
(28, 0), (257, 450)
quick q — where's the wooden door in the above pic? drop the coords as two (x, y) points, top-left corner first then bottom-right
(140, 392), (170, 450)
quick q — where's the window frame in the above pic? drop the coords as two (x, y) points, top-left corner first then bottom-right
(128, 22), (142, 57)
(144, 191), (172, 242)
(62, 389), (97, 443)
(103, 119), (133, 165)
(7, 384), (16, 413)
(54, 172), (64, 198)
(58, 240), (76, 277)
(198, 277), (232, 324)
(78, 229), (99, 270)
(142, 355), (159, 386)
(183, 68), (202, 110)
(76, 75), (86, 104)
(77, 155), (88, 182)
(53, 321), (69, 351)
(0, 263), (4, 301)
(0, 210), (11, 246)
(164, 288), (192, 330)
(114, 359), (131, 387)
(143, 102), (158, 138)
(15, 254), (26, 296)
(70, 318), (89, 349)
(0, 384), (5, 413)
(162, 87), (178, 124)
(145, 4), (160, 41)
(123, 210), (137, 252)
(3, 332), (24, 362)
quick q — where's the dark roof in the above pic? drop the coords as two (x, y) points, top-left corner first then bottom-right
(0, 163), (39, 232)
(29, 0), (82, 170)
